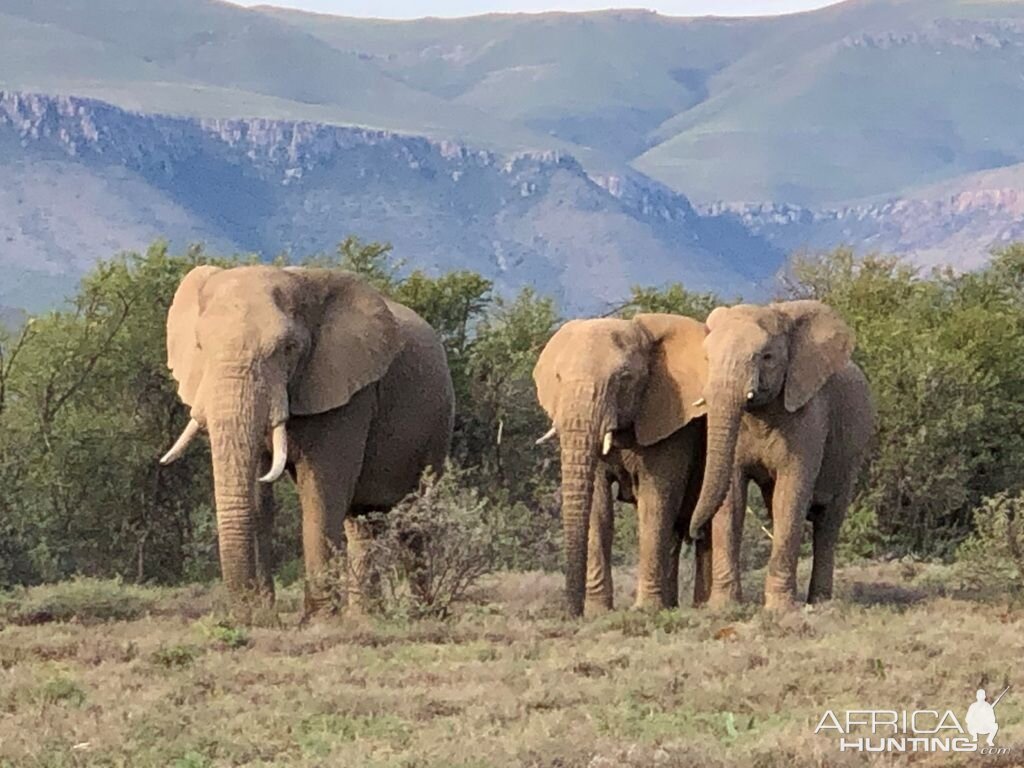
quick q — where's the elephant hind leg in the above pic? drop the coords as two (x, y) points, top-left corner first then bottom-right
(344, 513), (386, 615)
(807, 489), (852, 604)
(665, 530), (682, 609)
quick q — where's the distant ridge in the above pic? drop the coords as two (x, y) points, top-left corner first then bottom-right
(0, 91), (782, 311)
(1, 0), (1023, 308)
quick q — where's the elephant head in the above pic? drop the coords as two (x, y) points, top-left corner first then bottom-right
(533, 314), (708, 617)
(160, 265), (402, 599)
(688, 300), (854, 539)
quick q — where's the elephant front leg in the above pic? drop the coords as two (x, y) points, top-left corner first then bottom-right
(709, 476), (747, 607)
(634, 489), (676, 611)
(764, 467), (815, 612)
(292, 398), (374, 621)
(295, 467), (349, 619)
(585, 474), (614, 615)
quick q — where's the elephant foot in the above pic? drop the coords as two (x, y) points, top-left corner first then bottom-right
(303, 585), (344, 622)
(585, 594), (614, 617)
(764, 591), (799, 613)
(299, 602), (340, 626)
(706, 588), (742, 610)
(632, 593), (672, 613)
(806, 589), (834, 605)
(225, 585), (277, 626)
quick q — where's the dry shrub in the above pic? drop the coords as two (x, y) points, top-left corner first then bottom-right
(357, 464), (497, 619)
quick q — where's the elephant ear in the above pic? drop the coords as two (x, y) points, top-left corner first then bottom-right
(777, 300), (855, 413)
(166, 265), (222, 409)
(632, 313), (708, 446)
(532, 319), (582, 420)
(289, 270), (402, 416)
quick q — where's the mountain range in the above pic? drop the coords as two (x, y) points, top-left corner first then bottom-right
(1, 0), (1023, 311)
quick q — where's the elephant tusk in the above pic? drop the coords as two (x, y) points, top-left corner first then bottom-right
(746, 390), (755, 401)
(259, 423), (288, 483)
(160, 419), (201, 465)
(602, 431), (614, 456)
(535, 426), (557, 445)
(692, 397), (706, 408)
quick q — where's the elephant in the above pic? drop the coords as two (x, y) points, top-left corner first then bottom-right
(159, 265), (454, 616)
(687, 300), (875, 611)
(533, 314), (710, 618)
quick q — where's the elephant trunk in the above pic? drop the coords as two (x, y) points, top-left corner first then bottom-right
(205, 363), (287, 599)
(689, 389), (744, 539)
(558, 394), (606, 618)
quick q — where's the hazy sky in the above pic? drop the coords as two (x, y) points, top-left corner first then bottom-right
(234, 1), (838, 19)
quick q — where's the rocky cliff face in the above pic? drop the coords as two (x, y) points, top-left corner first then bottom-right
(0, 91), (781, 311)
(705, 169), (1024, 272)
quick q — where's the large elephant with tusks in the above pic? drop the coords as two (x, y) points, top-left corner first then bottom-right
(159, 265), (454, 618)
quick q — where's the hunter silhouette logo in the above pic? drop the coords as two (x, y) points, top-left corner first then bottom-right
(966, 686), (1010, 748)
(815, 685), (1012, 754)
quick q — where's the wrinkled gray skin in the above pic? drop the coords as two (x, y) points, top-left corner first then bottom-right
(534, 315), (710, 617)
(162, 266), (454, 618)
(688, 301), (875, 611)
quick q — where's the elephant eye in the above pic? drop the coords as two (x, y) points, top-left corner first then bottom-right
(763, 352), (773, 361)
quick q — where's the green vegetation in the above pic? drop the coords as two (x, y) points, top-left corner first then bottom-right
(0, 240), (1021, 591)
(785, 245), (1024, 558)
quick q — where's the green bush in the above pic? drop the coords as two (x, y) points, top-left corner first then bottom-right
(785, 246), (1024, 558)
(955, 491), (1024, 592)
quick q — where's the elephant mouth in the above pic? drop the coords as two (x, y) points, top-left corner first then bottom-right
(609, 427), (636, 450)
(743, 388), (775, 411)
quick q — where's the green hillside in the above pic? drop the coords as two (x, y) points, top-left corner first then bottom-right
(263, 0), (1024, 205)
(4, 0), (1024, 205)
(258, 7), (784, 159)
(0, 0), (559, 152)
(635, 0), (1024, 203)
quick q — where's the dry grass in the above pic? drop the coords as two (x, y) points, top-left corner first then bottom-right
(1, 563), (1023, 767)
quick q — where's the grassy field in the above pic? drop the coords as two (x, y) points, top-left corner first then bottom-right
(1, 562), (1022, 767)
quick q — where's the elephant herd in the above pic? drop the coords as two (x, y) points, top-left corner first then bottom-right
(159, 265), (875, 620)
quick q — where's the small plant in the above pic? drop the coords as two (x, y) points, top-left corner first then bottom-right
(172, 753), (213, 768)
(197, 618), (250, 649)
(355, 464), (497, 620)
(956, 491), (1024, 592)
(37, 677), (86, 707)
(151, 644), (202, 669)
(296, 713), (411, 756)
